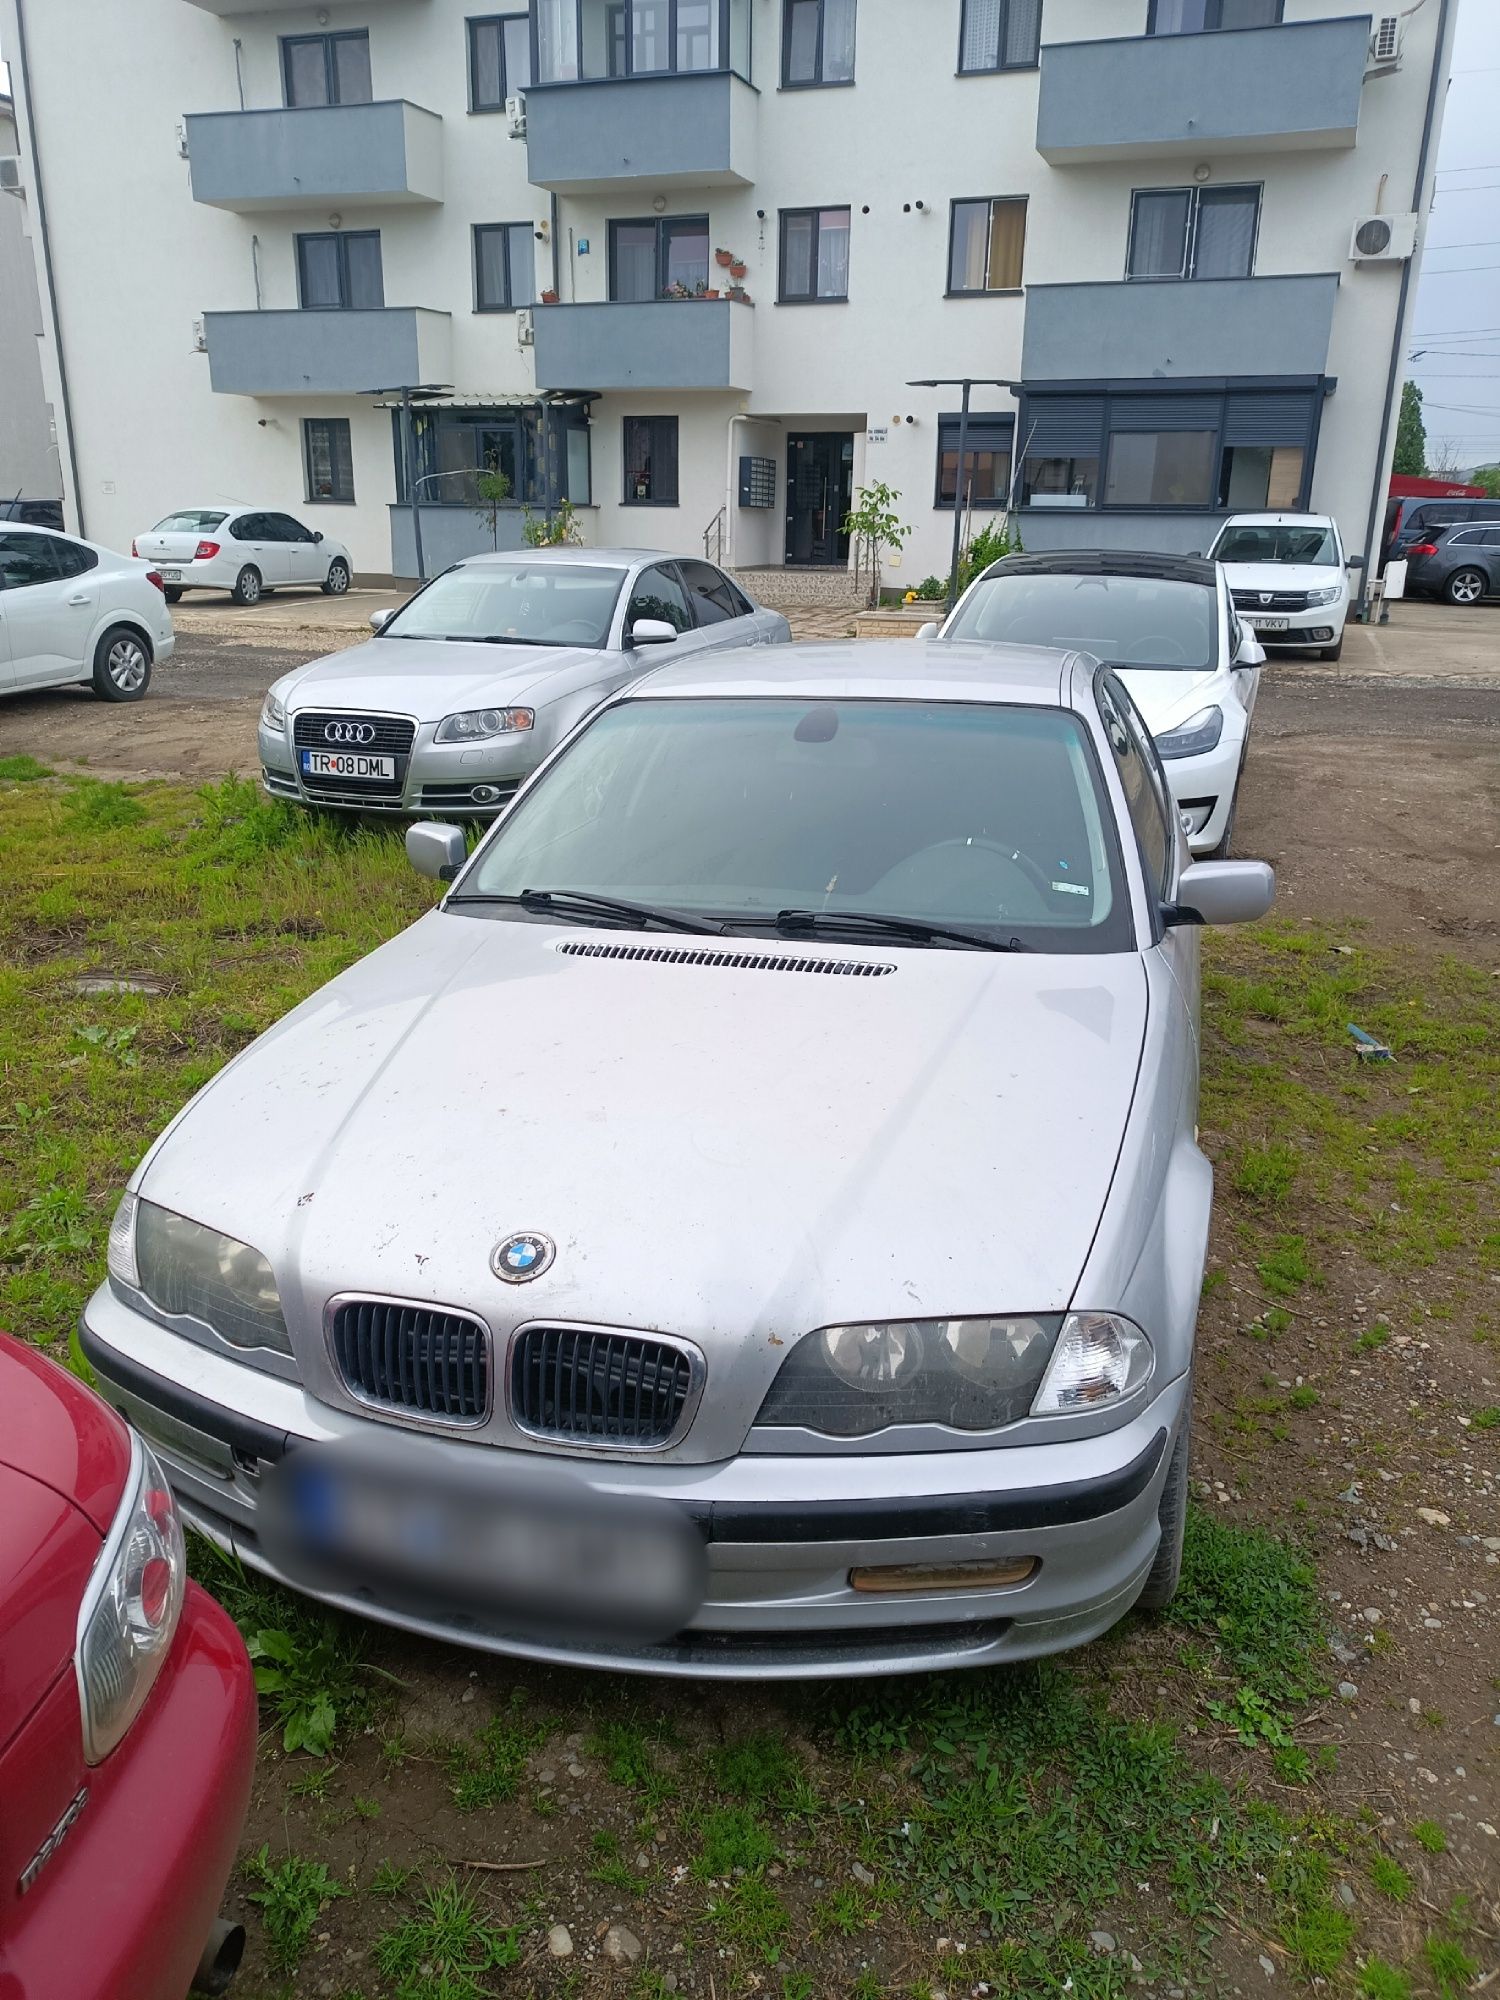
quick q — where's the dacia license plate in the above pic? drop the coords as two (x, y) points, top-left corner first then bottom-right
(300, 749), (395, 781)
(161, 568), (183, 583)
(1247, 615), (1289, 632)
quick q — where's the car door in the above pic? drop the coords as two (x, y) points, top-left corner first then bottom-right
(0, 532), (96, 686)
(623, 562), (705, 657)
(1097, 667), (1200, 1019)
(676, 559), (760, 651)
(233, 513), (289, 585)
(271, 513), (324, 585)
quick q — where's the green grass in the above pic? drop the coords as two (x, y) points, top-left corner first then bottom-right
(445, 1698), (554, 1811)
(1357, 1959), (1413, 2000)
(373, 1878), (521, 1999)
(1170, 1506), (1325, 1719)
(1236, 1140), (1299, 1203)
(1470, 1405), (1499, 1430)
(1410, 1819), (1448, 1855)
(0, 754), (54, 781)
(1369, 1853), (1413, 1902)
(244, 1846), (349, 1971)
(1424, 1933), (1479, 1999)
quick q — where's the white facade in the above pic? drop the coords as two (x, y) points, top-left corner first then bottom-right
(0, 0), (1454, 585)
(0, 91), (62, 507)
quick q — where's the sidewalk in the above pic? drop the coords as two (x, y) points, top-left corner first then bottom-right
(171, 586), (411, 644)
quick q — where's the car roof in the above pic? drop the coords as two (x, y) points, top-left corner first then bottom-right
(626, 638), (1077, 706)
(455, 547), (681, 569)
(976, 549), (1220, 589)
(1218, 512), (1336, 528)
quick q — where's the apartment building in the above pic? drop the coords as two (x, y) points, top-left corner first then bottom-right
(1, 0), (1453, 588)
(0, 85), (62, 515)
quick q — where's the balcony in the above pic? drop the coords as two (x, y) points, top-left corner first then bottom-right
(1036, 16), (1371, 165)
(533, 299), (753, 392)
(1021, 275), (1339, 386)
(183, 0), (399, 12)
(523, 72), (756, 193)
(185, 102), (442, 213)
(203, 308), (453, 397)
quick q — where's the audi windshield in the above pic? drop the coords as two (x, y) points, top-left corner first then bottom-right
(381, 563), (628, 649)
(944, 572), (1217, 672)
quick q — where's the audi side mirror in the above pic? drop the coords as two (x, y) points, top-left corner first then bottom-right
(627, 618), (678, 647)
(406, 821), (468, 883)
(369, 608), (397, 633)
(916, 621), (940, 641)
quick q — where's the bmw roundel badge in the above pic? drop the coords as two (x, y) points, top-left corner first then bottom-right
(491, 1231), (555, 1284)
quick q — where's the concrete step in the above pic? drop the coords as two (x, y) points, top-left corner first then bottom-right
(733, 566), (866, 613)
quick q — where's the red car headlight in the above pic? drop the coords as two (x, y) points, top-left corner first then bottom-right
(74, 1434), (186, 1763)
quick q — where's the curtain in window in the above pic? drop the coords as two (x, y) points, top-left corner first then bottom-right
(949, 203), (988, 291)
(822, 0), (856, 80)
(1002, 0), (1042, 64)
(786, 0), (819, 78)
(476, 228), (509, 308)
(1129, 191), (1191, 278)
(506, 223), (536, 306)
(536, 0), (578, 81)
(961, 0), (1000, 67)
(333, 35), (372, 102)
(470, 21), (503, 104)
(987, 201), (1026, 288)
(816, 210), (851, 297)
(345, 235), (384, 309)
(782, 212), (814, 296)
(1193, 189), (1258, 278)
(285, 40), (330, 106)
(612, 222), (657, 301)
(503, 16), (533, 89)
(298, 236), (342, 308)
(663, 217), (710, 293)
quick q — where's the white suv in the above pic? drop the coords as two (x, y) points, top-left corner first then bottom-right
(133, 508), (353, 607)
(1205, 513), (1353, 662)
(0, 524), (174, 702)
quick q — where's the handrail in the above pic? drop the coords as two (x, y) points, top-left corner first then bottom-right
(703, 505), (726, 566)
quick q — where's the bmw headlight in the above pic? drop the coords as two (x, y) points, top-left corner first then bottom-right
(1155, 706), (1224, 761)
(75, 1434), (186, 1764)
(108, 1192), (293, 1360)
(1304, 585), (1342, 607)
(260, 689), (286, 730)
(434, 706), (535, 745)
(754, 1313), (1152, 1439)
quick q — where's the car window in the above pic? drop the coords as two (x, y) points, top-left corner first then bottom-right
(1447, 527), (1485, 546)
(153, 511), (228, 534)
(1484, 530), (1500, 548)
(270, 513), (315, 542)
(945, 569), (1217, 671)
(677, 558), (741, 626)
(1208, 523), (1337, 565)
(460, 695), (1134, 954)
(381, 561), (627, 648)
(627, 564), (693, 634)
(0, 532), (61, 590)
(50, 538), (99, 578)
(226, 515), (258, 540)
(1098, 671), (1172, 901)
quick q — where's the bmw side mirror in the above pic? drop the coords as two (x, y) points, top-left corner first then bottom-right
(369, 608), (397, 633)
(627, 617), (678, 647)
(1165, 859), (1275, 928)
(406, 821), (468, 883)
(915, 621), (940, 641)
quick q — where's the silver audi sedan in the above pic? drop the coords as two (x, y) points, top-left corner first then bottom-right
(257, 548), (790, 816)
(85, 641), (1274, 1679)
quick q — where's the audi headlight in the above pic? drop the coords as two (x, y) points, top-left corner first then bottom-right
(1304, 585), (1342, 607)
(755, 1315), (1062, 1438)
(1030, 1312), (1153, 1414)
(1155, 705), (1224, 761)
(109, 1193), (293, 1359)
(434, 706), (535, 745)
(260, 689), (286, 730)
(75, 1434), (185, 1763)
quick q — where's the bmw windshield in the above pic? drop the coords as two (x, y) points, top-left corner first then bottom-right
(944, 572), (1217, 671)
(382, 563), (627, 648)
(455, 696), (1133, 953)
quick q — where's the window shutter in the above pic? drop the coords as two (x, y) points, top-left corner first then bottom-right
(1020, 396), (1104, 457)
(1222, 392), (1316, 448)
(940, 413), (1015, 456)
(1108, 394), (1220, 432)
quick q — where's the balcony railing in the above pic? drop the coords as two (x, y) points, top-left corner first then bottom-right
(1020, 275), (1340, 384)
(1037, 16), (1371, 164)
(202, 308), (453, 396)
(186, 101), (443, 212)
(523, 71), (755, 192)
(533, 298), (753, 392)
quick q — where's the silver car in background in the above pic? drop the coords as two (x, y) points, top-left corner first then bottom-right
(257, 548), (790, 817)
(86, 642), (1274, 1679)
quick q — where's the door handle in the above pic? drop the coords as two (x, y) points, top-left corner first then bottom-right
(68, 593), (89, 605)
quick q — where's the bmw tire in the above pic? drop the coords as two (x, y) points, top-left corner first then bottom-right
(1135, 1410), (1191, 1613)
(91, 626), (152, 703)
(231, 565), (263, 607)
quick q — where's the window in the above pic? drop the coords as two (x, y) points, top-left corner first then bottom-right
(266, 513), (318, 543)
(948, 197), (1026, 293)
(958, 0), (1042, 72)
(779, 207), (850, 302)
(1099, 673), (1172, 899)
(1020, 387), (1316, 513)
(304, 418), (355, 503)
(782, 0), (855, 86)
(935, 413), (1015, 509)
(1147, 0), (1282, 31)
(282, 31), (372, 107)
(623, 417), (679, 505)
(50, 538), (98, 577)
(468, 14), (532, 109)
(534, 0), (750, 82)
(609, 215), (710, 300)
(474, 223), (537, 310)
(678, 557), (749, 623)
(296, 231), (384, 310)
(0, 532), (60, 588)
(627, 562), (693, 631)
(1127, 185), (1259, 281)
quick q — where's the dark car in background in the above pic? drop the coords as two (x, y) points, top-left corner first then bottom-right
(1385, 496), (1500, 566)
(1402, 522), (1500, 606)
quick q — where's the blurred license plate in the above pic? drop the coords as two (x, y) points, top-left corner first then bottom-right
(1247, 616), (1288, 632)
(300, 750), (395, 781)
(260, 1435), (706, 1645)
(161, 568), (183, 582)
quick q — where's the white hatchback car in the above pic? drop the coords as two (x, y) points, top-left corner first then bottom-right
(0, 523), (175, 703)
(133, 509), (353, 607)
(1205, 513), (1352, 661)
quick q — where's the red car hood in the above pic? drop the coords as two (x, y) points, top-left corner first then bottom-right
(0, 1335), (132, 1533)
(0, 1463), (102, 1754)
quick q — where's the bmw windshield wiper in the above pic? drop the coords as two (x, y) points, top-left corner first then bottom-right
(734, 909), (1031, 953)
(444, 887), (724, 936)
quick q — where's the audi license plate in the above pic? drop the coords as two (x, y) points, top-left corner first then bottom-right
(161, 568), (182, 582)
(300, 749), (396, 781)
(1246, 615), (1289, 632)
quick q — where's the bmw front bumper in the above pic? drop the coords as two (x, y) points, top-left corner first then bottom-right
(80, 1284), (1187, 1679)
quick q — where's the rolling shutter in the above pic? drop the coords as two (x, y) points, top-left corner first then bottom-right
(1018, 396), (1103, 457)
(1107, 394), (1221, 432)
(1222, 391), (1317, 447)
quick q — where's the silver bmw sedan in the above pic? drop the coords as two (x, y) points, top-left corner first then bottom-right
(86, 640), (1274, 1679)
(257, 548), (790, 817)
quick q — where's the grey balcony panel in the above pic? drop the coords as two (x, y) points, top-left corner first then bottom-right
(389, 506), (531, 579)
(186, 102), (442, 211)
(523, 72), (756, 192)
(203, 308), (453, 396)
(1037, 16), (1371, 163)
(1021, 275), (1339, 384)
(533, 299), (753, 392)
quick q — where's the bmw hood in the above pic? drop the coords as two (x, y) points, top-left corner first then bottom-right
(134, 917), (1149, 1457)
(1114, 666), (1226, 735)
(274, 638), (600, 722)
(1217, 562), (1343, 595)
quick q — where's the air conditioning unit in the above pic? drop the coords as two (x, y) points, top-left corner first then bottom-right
(176, 118), (190, 161)
(1350, 212), (1418, 263)
(0, 156), (22, 193)
(191, 316), (207, 353)
(1368, 14), (1403, 67)
(505, 94), (526, 138)
(516, 307), (535, 346)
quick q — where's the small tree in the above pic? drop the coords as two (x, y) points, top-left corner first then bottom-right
(1393, 381), (1427, 477)
(1470, 464), (1500, 499)
(522, 496), (583, 547)
(842, 480), (909, 607)
(471, 468), (512, 549)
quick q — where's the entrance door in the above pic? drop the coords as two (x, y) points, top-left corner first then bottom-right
(785, 432), (853, 565)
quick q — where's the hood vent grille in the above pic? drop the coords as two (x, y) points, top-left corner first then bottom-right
(556, 941), (894, 977)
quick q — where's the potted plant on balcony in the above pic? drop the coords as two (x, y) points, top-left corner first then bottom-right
(729, 260), (747, 282)
(539, 287), (559, 304)
(715, 248), (735, 269)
